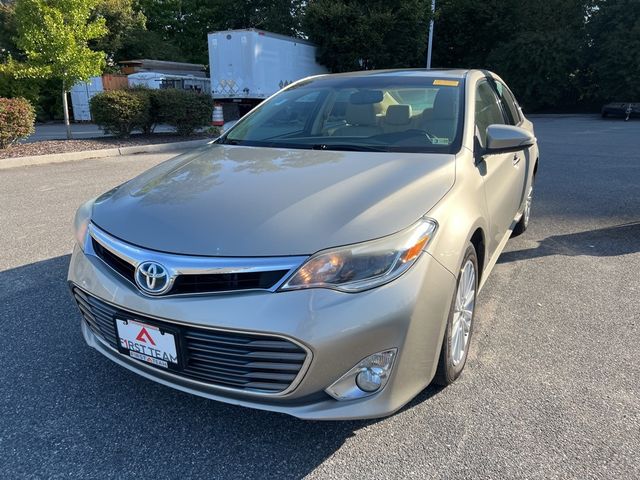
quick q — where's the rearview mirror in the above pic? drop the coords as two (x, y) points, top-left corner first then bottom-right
(485, 124), (535, 153)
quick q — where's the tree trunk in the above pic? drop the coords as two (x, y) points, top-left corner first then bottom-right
(62, 87), (72, 139)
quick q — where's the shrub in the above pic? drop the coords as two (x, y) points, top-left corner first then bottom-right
(90, 89), (150, 137)
(155, 89), (213, 136)
(129, 86), (158, 134)
(0, 97), (35, 149)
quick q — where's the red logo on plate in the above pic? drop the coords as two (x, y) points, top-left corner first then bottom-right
(136, 327), (156, 346)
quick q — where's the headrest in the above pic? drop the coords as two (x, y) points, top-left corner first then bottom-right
(346, 103), (378, 126)
(385, 105), (412, 125)
(432, 88), (458, 119)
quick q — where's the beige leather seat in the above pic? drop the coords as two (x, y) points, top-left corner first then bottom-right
(383, 104), (413, 133)
(418, 88), (458, 141)
(333, 104), (383, 137)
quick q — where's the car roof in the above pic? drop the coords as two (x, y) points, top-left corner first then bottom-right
(313, 68), (472, 80)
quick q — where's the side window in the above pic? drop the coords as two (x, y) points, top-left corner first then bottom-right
(475, 80), (505, 147)
(495, 81), (521, 125)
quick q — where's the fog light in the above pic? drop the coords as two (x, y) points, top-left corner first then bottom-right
(356, 367), (384, 392)
(325, 349), (397, 401)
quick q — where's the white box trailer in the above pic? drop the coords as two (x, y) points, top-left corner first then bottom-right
(208, 29), (327, 118)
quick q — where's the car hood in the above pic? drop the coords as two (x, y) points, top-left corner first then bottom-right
(92, 144), (455, 256)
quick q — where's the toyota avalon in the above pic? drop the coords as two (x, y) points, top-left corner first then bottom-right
(68, 69), (538, 420)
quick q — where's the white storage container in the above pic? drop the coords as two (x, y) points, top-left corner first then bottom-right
(208, 29), (327, 101)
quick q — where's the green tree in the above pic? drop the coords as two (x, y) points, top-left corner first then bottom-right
(588, 0), (640, 102)
(304, 0), (432, 72)
(138, 0), (306, 64)
(431, 0), (591, 111)
(0, 2), (19, 62)
(91, 0), (146, 65)
(1, 0), (107, 137)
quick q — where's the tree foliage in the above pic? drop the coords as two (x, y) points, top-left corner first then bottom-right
(1, 0), (639, 114)
(0, 2), (19, 62)
(304, 0), (431, 72)
(138, 0), (305, 64)
(588, 0), (640, 101)
(432, 0), (591, 111)
(91, 0), (146, 65)
(3, 0), (107, 90)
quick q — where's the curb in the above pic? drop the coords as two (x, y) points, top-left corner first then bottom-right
(0, 138), (211, 170)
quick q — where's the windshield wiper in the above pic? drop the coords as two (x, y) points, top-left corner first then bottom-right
(310, 144), (388, 152)
(216, 136), (239, 145)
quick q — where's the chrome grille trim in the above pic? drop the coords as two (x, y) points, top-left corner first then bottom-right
(85, 223), (307, 296)
(71, 285), (313, 396)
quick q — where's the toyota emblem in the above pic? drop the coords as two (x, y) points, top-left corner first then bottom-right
(135, 261), (171, 295)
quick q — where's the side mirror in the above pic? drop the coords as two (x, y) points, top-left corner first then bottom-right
(485, 124), (535, 153)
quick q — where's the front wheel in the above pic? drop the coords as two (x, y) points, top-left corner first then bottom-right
(433, 245), (478, 386)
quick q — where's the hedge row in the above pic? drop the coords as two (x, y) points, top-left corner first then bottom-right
(0, 97), (35, 149)
(90, 88), (213, 138)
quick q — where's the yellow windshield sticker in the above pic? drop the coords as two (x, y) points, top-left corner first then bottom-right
(433, 79), (459, 87)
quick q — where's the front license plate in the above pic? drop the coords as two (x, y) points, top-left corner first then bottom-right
(115, 319), (179, 369)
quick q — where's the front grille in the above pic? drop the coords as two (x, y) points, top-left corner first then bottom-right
(91, 238), (289, 295)
(171, 270), (288, 295)
(72, 286), (308, 394)
(92, 238), (135, 283)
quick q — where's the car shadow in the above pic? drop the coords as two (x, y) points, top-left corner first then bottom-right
(498, 221), (640, 264)
(0, 255), (438, 478)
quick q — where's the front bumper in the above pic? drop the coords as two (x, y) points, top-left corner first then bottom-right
(68, 245), (455, 420)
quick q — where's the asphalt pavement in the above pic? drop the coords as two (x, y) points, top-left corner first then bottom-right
(0, 116), (638, 479)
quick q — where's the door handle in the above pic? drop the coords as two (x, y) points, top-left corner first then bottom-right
(512, 153), (521, 166)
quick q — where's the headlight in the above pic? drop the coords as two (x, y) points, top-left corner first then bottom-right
(280, 218), (437, 293)
(73, 199), (95, 250)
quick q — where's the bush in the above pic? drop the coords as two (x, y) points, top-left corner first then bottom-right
(0, 97), (35, 149)
(128, 86), (158, 134)
(154, 89), (213, 136)
(90, 89), (150, 137)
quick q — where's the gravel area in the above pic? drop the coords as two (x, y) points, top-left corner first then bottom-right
(0, 133), (209, 160)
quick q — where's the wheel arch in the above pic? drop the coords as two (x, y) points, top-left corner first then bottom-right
(469, 228), (486, 282)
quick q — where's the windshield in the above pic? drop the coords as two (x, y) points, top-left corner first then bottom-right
(219, 76), (465, 153)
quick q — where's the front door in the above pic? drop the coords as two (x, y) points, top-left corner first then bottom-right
(475, 80), (527, 254)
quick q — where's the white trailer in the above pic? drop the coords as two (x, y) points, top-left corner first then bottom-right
(207, 29), (327, 118)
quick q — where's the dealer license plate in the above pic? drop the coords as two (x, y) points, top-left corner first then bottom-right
(115, 318), (179, 369)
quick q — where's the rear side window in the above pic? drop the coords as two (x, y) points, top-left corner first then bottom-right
(475, 80), (505, 146)
(495, 81), (521, 125)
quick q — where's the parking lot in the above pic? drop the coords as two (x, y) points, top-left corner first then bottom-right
(0, 116), (638, 479)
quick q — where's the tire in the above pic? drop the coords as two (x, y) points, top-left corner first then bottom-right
(511, 181), (534, 237)
(433, 245), (478, 386)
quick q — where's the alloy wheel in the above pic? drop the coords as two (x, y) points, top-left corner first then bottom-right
(451, 260), (476, 366)
(523, 186), (533, 227)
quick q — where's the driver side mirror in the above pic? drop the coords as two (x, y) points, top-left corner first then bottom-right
(485, 124), (535, 153)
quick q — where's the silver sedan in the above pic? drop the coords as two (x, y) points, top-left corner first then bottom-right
(69, 69), (538, 420)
